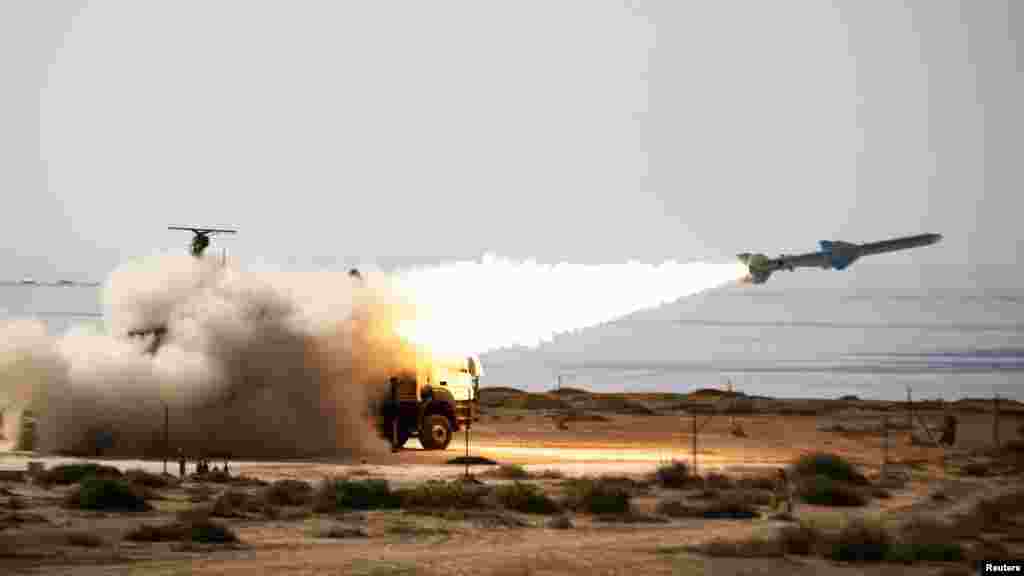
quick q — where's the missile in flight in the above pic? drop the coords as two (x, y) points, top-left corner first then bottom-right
(737, 233), (943, 284)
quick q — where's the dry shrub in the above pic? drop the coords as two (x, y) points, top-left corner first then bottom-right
(730, 489), (774, 507)
(453, 509), (530, 528)
(264, 479), (313, 506)
(192, 470), (266, 487)
(546, 515), (573, 529)
(655, 499), (696, 517)
(777, 522), (823, 555)
(653, 460), (696, 489)
(826, 518), (891, 562)
(966, 538), (1010, 564)
(704, 472), (734, 490)
(494, 482), (561, 515)
(124, 469), (176, 489)
(0, 512), (47, 528)
(594, 511), (670, 524)
(736, 475), (777, 491)
(491, 464), (530, 480)
(398, 480), (490, 511)
(796, 475), (868, 507)
(211, 490), (269, 518)
(535, 469), (564, 480)
(955, 489), (1024, 533)
(65, 477), (151, 512)
(871, 486), (892, 499)
(655, 492), (759, 520)
(561, 477), (632, 515)
(186, 484), (215, 503)
(229, 475), (268, 487)
(887, 517), (966, 563)
(791, 453), (869, 485)
(386, 518), (451, 538)
(314, 524), (368, 539)
(961, 462), (990, 477)
(314, 478), (402, 512)
(126, 519), (237, 544)
(63, 530), (104, 548)
(692, 488), (720, 500)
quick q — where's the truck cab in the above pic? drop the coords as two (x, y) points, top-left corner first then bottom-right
(378, 355), (481, 450)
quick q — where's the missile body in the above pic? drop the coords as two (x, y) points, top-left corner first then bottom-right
(738, 233), (942, 284)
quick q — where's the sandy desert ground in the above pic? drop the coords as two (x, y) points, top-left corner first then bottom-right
(1, 391), (1022, 576)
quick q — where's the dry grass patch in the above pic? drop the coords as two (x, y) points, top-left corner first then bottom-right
(700, 536), (783, 558)
(313, 524), (368, 539)
(385, 517), (452, 539)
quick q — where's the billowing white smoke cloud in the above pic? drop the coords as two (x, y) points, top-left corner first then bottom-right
(0, 252), (745, 457)
(0, 253), (416, 458)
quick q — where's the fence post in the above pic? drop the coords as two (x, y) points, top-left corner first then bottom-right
(882, 414), (889, 478)
(692, 409), (698, 477)
(464, 421), (471, 478)
(163, 403), (169, 476)
(993, 394), (1001, 450)
(906, 385), (913, 430)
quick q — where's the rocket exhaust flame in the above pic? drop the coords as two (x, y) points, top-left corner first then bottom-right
(0, 252), (747, 457)
(392, 255), (749, 356)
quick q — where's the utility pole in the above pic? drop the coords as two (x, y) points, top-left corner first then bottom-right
(163, 403), (169, 475)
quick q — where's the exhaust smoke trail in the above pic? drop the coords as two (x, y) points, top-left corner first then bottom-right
(393, 254), (749, 357)
(0, 252), (746, 457)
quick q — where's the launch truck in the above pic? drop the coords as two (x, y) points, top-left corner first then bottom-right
(377, 355), (482, 450)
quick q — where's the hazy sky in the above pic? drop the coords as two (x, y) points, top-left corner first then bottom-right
(2, 1), (1021, 288)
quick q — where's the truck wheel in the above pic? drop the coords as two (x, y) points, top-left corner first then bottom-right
(420, 413), (452, 450)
